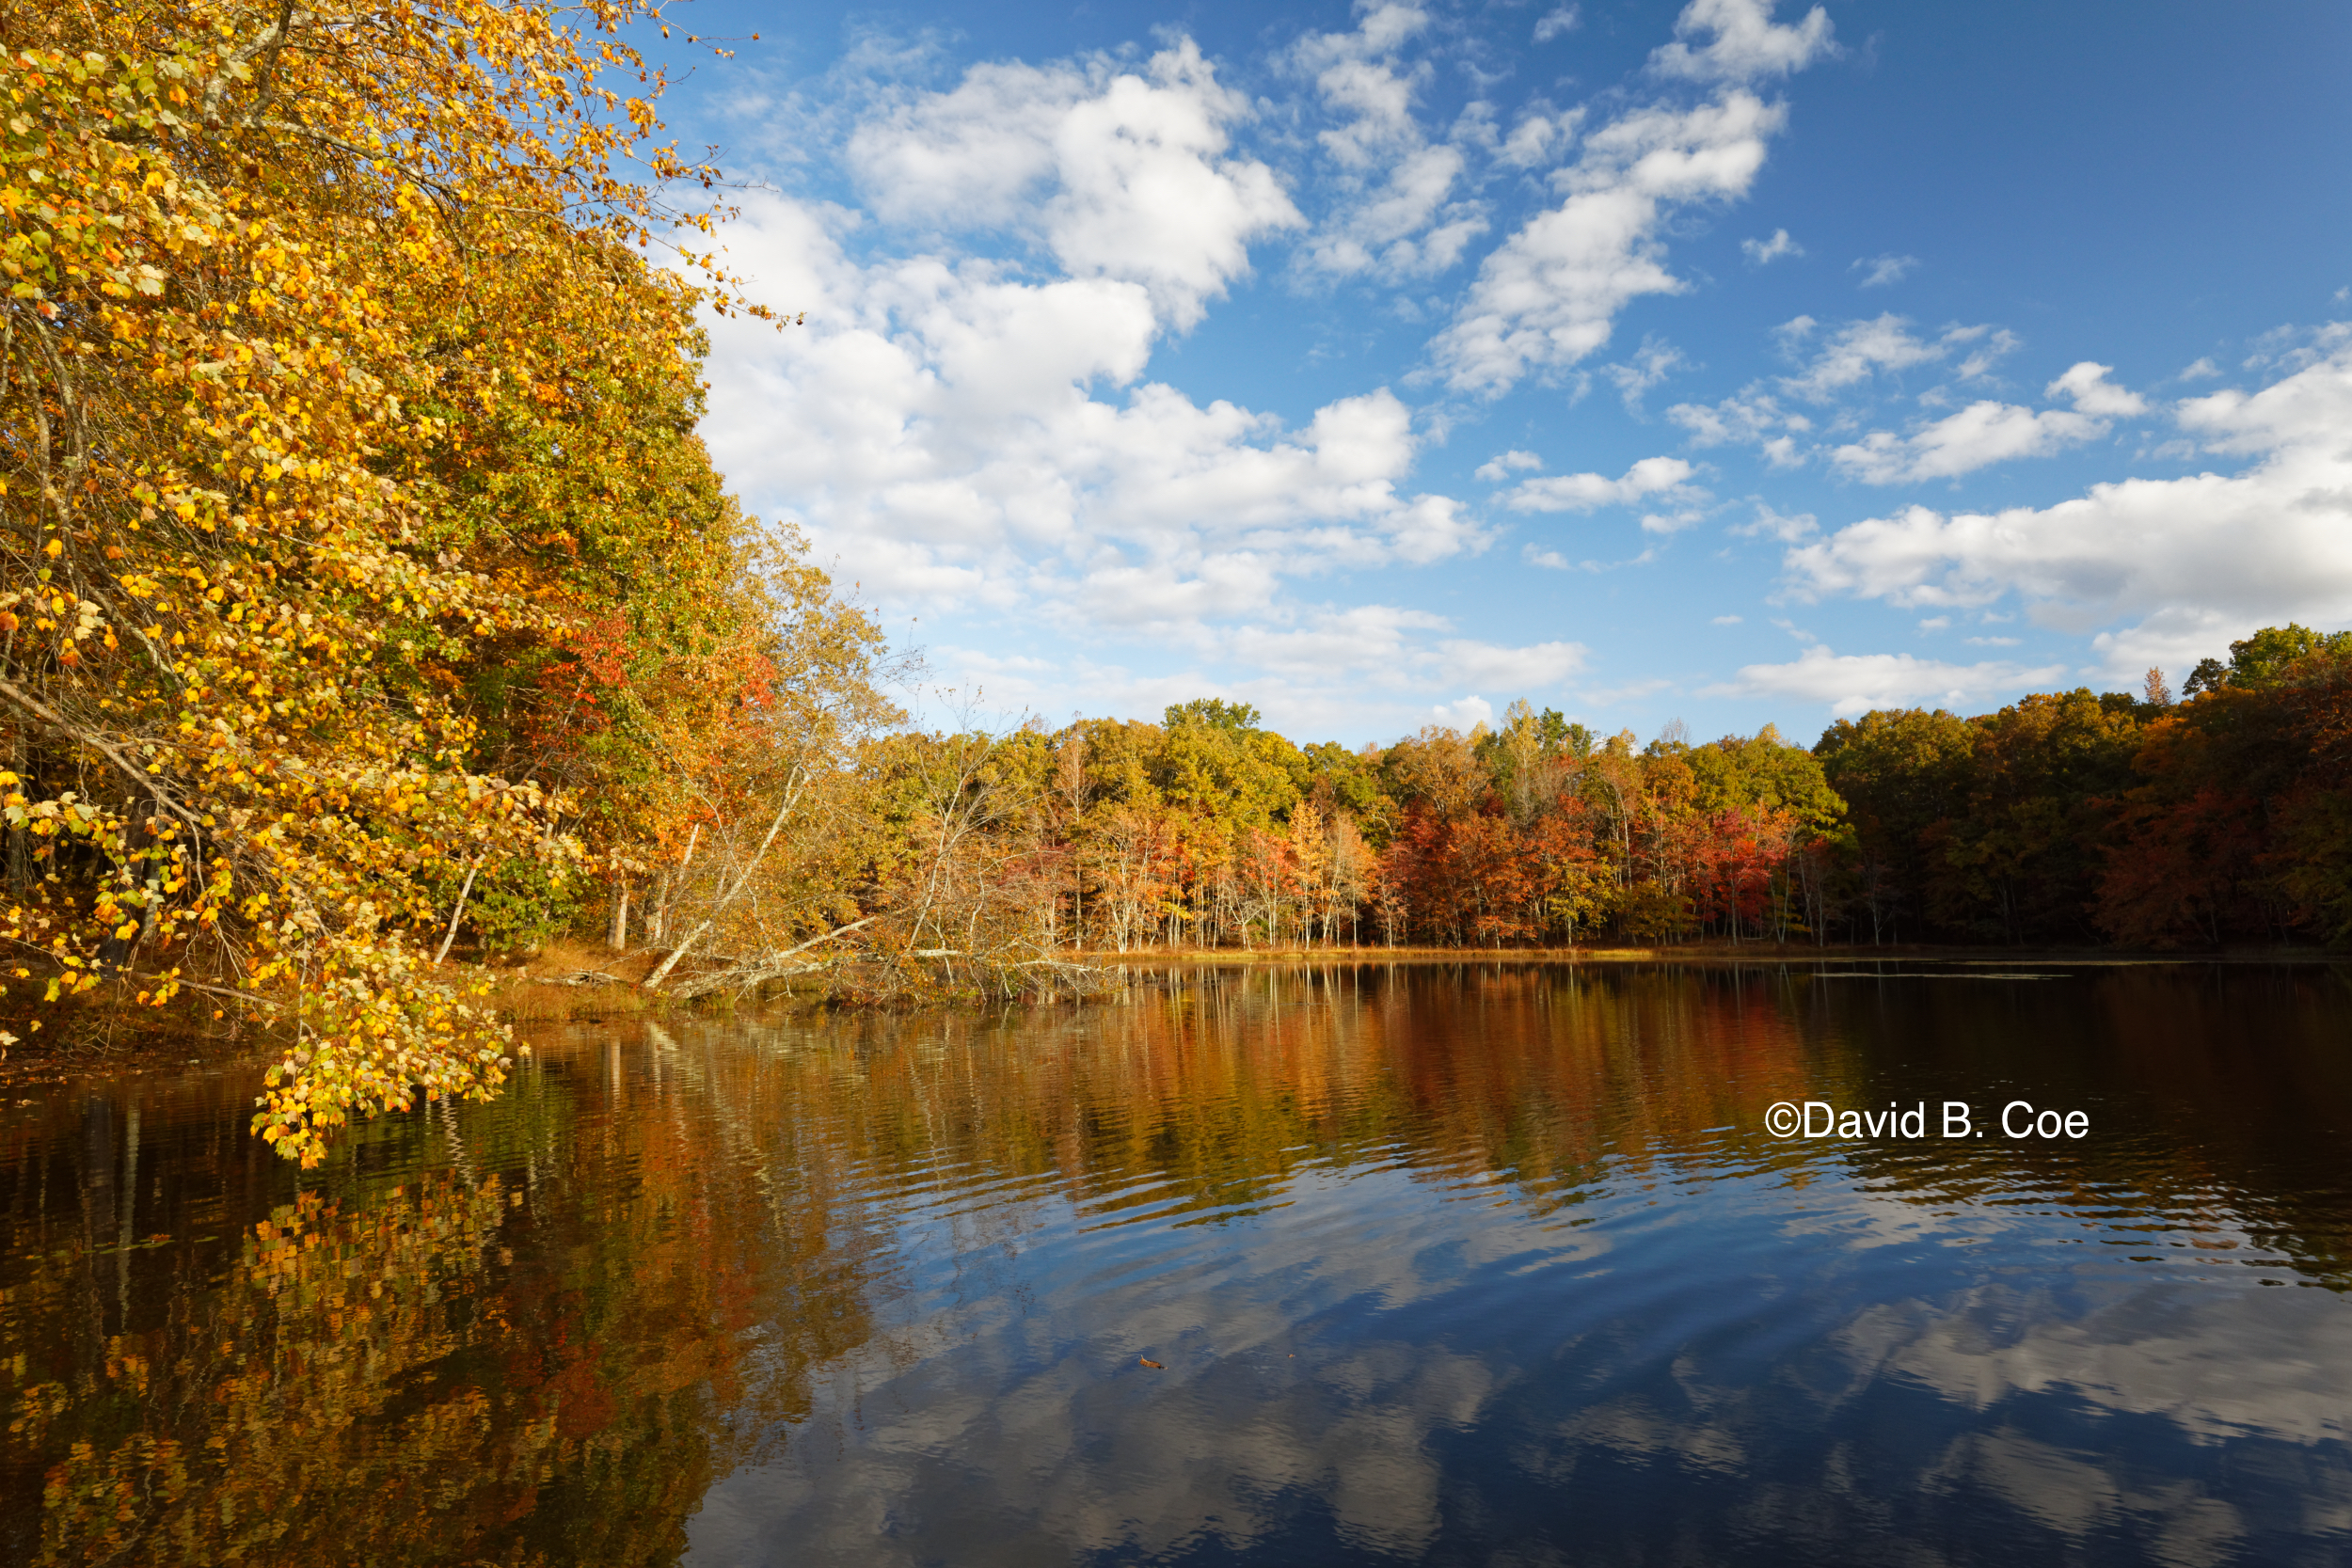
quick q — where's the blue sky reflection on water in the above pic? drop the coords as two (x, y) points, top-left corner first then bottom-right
(677, 968), (2352, 1566)
(685, 1156), (2352, 1565)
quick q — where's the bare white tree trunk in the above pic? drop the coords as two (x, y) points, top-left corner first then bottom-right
(653, 821), (700, 943)
(435, 858), (484, 965)
(644, 769), (806, 990)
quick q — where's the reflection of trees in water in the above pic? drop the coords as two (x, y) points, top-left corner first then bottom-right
(4, 963), (2348, 1565)
(0, 1058), (884, 1567)
(751, 964), (1813, 1221)
(673, 961), (2352, 1281)
(1793, 964), (2352, 1291)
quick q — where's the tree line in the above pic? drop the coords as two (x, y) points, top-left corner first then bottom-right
(849, 625), (2352, 962)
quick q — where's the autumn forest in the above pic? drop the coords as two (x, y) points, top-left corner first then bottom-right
(8, 0), (2352, 1166)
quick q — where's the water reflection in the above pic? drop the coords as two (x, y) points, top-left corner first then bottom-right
(3, 964), (2350, 1565)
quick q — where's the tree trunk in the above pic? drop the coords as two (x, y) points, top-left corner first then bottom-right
(437, 858), (484, 965)
(644, 774), (805, 991)
(6, 724), (25, 900)
(652, 821), (700, 946)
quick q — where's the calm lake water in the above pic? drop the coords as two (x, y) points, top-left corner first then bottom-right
(5, 963), (2352, 1566)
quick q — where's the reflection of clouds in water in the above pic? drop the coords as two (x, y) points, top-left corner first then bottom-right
(664, 969), (2352, 1567)
(1772, 1187), (2352, 1555)
(1845, 1283), (2352, 1444)
(20, 970), (2352, 1567)
(1930, 1429), (2247, 1568)
(691, 1166), (1580, 1562)
(700, 1344), (1496, 1563)
(1520, 1278), (2352, 1563)
(1781, 1178), (2274, 1262)
(691, 1148), (2352, 1566)
(1855, 1284), (2352, 1563)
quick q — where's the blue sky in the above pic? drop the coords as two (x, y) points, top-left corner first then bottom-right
(660, 0), (2352, 745)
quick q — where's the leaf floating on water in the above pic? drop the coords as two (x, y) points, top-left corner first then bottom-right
(1138, 1357), (1164, 1370)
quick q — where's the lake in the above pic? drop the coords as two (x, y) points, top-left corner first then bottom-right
(4, 962), (2350, 1566)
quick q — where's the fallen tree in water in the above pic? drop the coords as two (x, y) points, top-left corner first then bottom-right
(653, 947), (1125, 1005)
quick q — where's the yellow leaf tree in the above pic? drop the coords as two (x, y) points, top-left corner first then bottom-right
(0, 0), (865, 1162)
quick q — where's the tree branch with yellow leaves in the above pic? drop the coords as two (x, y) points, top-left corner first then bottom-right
(0, 0), (850, 1164)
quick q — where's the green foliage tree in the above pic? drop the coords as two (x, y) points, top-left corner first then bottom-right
(1816, 708), (1978, 942)
(2182, 623), (2352, 696)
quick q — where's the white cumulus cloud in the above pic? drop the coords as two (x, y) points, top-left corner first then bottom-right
(1604, 336), (1688, 410)
(846, 40), (1299, 328)
(1431, 90), (1797, 393)
(1740, 227), (1802, 264)
(705, 192), (1489, 636)
(1668, 391), (1812, 452)
(1432, 695), (1496, 730)
(1292, 6), (1488, 282)
(1502, 456), (1696, 512)
(1829, 401), (2106, 483)
(1778, 313), (1968, 401)
(1495, 104), (1585, 169)
(1673, 317), (2049, 473)
(1852, 252), (1918, 289)
(1225, 606), (1581, 694)
(1648, 0), (1836, 84)
(1534, 6), (1581, 43)
(1704, 646), (2069, 716)
(2045, 361), (2149, 418)
(1474, 449), (1545, 483)
(1783, 342), (2352, 677)
(1729, 502), (1818, 540)
(1422, 2), (1835, 395)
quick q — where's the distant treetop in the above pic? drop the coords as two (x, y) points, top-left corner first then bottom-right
(2183, 623), (2352, 696)
(1165, 699), (1264, 733)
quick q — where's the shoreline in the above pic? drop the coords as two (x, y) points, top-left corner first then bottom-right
(1080, 944), (2349, 968)
(8, 942), (2340, 1088)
